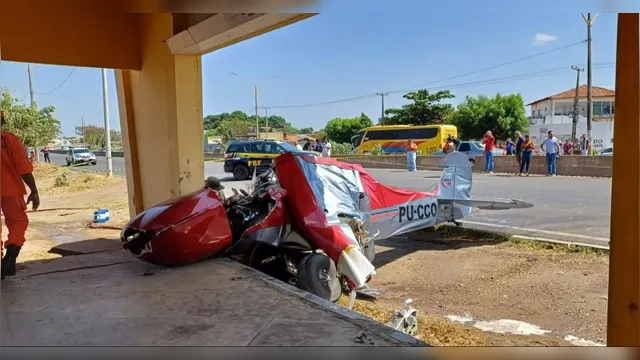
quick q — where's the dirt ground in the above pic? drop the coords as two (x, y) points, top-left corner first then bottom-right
(10, 163), (609, 346)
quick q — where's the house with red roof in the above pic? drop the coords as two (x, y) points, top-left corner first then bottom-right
(526, 85), (615, 152)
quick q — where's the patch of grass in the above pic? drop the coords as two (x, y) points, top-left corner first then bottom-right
(54, 173), (70, 187)
(424, 225), (609, 257)
(502, 237), (609, 257)
(335, 297), (565, 346)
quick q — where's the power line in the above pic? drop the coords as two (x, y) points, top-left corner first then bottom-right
(265, 39), (589, 109)
(266, 62), (615, 110)
(391, 39), (588, 93)
(36, 68), (77, 96)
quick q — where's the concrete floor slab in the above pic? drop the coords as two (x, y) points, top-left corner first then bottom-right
(1, 251), (422, 346)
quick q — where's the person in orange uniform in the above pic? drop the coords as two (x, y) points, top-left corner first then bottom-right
(1, 110), (40, 280)
(405, 139), (418, 171)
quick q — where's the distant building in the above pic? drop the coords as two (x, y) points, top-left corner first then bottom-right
(527, 85), (615, 152)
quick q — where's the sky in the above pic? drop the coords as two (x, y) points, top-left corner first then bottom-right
(0, 0), (634, 137)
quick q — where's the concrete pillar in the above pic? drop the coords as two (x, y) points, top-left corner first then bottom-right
(115, 14), (204, 215)
(607, 13), (640, 347)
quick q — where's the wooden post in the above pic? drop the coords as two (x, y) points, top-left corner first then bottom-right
(607, 13), (640, 346)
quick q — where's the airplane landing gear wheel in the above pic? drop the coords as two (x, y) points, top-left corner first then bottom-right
(296, 253), (342, 302)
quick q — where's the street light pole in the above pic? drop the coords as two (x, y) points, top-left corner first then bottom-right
(582, 12), (598, 154)
(254, 86), (259, 140)
(231, 72), (275, 141)
(101, 68), (113, 177)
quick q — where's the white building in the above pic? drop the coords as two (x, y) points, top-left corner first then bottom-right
(527, 85), (615, 152)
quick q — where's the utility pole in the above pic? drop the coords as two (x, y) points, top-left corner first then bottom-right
(582, 12), (598, 154)
(263, 107), (269, 139)
(101, 68), (113, 177)
(23, 64), (41, 161)
(376, 92), (388, 125)
(570, 65), (584, 144)
(231, 72), (275, 141)
(27, 65), (35, 107)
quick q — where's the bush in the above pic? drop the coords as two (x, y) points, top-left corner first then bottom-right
(370, 144), (383, 155)
(54, 173), (69, 187)
(332, 143), (353, 156)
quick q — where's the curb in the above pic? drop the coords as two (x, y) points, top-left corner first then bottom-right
(218, 257), (426, 347)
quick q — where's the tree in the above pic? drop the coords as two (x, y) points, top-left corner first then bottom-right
(297, 127), (314, 134)
(384, 89), (455, 125)
(215, 118), (254, 143)
(75, 125), (123, 150)
(324, 113), (373, 144)
(448, 93), (529, 140)
(1, 90), (61, 148)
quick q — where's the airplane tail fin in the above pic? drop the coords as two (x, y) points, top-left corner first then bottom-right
(434, 152), (473, 222)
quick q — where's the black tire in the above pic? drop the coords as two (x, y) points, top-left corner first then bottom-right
(91, 161), (97, 165)
(233, 164), (250, 181)
(296, 253), (342, 302)
(66, 160), (71, 166)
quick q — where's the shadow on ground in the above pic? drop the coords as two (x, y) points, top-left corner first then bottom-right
(373, 226), (510, 268)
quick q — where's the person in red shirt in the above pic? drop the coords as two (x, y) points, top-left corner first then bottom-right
(1, 110), (40, 280)
(481, 130), (495, 174)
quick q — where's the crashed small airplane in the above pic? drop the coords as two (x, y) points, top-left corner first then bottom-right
(121, 151), (533, 302)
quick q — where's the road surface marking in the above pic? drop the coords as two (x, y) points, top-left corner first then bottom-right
(459, 220), (609, 242)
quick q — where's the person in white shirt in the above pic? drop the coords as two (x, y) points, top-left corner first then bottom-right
(540, 130), (561, 176)
(321, 139), (332, 157)
(295, 141), (302, 151)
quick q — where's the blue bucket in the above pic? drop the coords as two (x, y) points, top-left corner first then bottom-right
(93, 209), (111, 224)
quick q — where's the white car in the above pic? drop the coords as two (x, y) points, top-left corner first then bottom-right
(599, 147), (613, 156)
(66, 147), (97, 166)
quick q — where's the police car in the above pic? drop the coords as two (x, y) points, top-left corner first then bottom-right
(224, 140), (317, 180)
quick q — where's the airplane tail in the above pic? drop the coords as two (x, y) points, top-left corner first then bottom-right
(434, 152), (474, 222)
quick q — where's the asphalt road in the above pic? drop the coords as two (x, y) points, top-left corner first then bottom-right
(46, 154), (612, 247)
(48, 153), (127, 177)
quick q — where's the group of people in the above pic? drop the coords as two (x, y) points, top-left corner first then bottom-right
(301, 139), (332, 157)
(484, 130), (572, 176)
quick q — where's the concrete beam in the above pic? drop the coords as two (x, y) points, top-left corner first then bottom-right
(166, 13), (317, 55)
(607, 13), (640, 347)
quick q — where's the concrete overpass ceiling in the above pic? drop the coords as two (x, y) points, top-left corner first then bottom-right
(166, 13), (317, 55)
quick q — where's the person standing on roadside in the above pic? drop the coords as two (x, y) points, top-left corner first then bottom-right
(481, 130), (495, 174)
(321, 138), (332, 158)
(1, 110), (40, 280)
(519, 134), (535, 176)
(505, 138), (515, 156)
(43, 146), (51, 163)
(405, 139), (418, 171)
(514, 131), (524, 174)
(563, 139), (573, 156)
(541, 130), (561, 176)
(579, 134), (590, 155)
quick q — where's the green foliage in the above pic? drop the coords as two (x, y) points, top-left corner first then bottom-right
(314, 129), (328, 141)
(54, 173), (69, 187)
(215, 118), (254, 143)
(204, 110), (309, 137)
(75, 125), (123, 151)
(370, 143), (383, 155)
(384, 89), (455, 125)
(1, 90), (61, 147)
(448, 93), (529, 140)
(331, 143), (353, 156)
(324, 113), (373, 144)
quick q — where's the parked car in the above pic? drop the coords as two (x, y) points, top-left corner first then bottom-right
(66, 147), (97, 166)
(223, 140), (318, 180)
(430, 141), (503, 164)
(599, 147), (613, 156)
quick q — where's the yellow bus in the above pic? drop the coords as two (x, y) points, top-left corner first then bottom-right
(350, 124), (458, 155)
